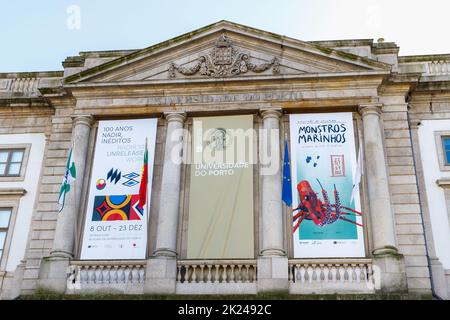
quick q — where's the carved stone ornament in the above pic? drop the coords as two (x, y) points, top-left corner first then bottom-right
(168, 34), (280, 78)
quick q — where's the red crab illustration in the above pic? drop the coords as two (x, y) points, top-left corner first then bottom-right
(292, 179), (363, 233)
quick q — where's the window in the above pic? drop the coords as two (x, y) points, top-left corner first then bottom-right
(0, 149), (24, 176)
(0, 208), (12, 261)
(443, 137), (450, 165)
(435, 132), (450, 171)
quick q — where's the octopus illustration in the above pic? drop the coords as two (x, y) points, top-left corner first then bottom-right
(292, 179), (363, 233)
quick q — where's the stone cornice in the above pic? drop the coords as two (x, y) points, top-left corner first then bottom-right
(0, 188), (27, 196)
(0, 105), (54, 119)
(65, 70), (389, 92)
(64, 73), (387, 109)
(415, 80), (450, 92)
(378, 73), (421, 98)
(437, 178), (450, 188)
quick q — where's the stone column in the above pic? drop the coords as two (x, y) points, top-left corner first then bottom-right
(145, 112), (186, 294)
(38, 115), (94, 293)
(257, 108), (288, 292)
(359, 104), (406, 292)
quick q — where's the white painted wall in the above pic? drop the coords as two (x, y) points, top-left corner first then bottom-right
(0, 133), (46, 272)
(418, 120), (450, 269)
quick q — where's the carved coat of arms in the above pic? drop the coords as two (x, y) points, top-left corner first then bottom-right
(169, 34), (280, 78)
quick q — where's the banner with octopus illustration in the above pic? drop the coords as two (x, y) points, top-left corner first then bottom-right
(289, 113), (365, 258)
(80, 119), (157, 260)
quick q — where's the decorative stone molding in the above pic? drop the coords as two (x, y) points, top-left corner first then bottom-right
(0, 188), (27, 196)
(437, 178), (450, 188)
(169, 34), (280, 78)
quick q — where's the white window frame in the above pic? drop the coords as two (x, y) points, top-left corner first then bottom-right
(0, 202), (19, 271)
(434, 131), (450, 171)
(0, 144), (31, 182)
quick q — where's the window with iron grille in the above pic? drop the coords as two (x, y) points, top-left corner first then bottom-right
(0, 149), (24, 177)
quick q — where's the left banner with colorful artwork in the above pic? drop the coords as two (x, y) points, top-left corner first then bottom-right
(80, 119), (157, 260)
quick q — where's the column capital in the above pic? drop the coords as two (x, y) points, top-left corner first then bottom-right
(260, 108), (282, 120)
(72, 115), (95, 128)
(358, 103), (383, 117)
(164, 112), (186, 123)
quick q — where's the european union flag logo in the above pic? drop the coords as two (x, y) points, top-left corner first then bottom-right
(282, 140), (292, 207)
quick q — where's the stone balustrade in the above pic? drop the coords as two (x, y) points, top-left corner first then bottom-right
(67, 261), (146, 294)
(288, 259), (377, 294)
(9, 77), (40, 93)
(399, 56), (450, 77)
(0, 72), (62, 97)
(177, 260), (257, 284)
(176, 260), (258, 294)
(0, 77), (40, 95)
(427, 60), (450, 75)
(65, 259), (377, 295)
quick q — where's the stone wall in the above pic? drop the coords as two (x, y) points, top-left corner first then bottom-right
(20, 105), (71, 294)
(380, 95), (432, 293)
(408, 91), (450, 299)
(0, 104), (53, 296)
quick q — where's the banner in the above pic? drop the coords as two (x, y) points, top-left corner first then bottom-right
(289, 113), (365, 258)
(187, 115), (254, 259)
(80, 119), (157, 260)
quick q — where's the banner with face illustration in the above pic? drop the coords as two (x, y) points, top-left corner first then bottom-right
(289, 113), (365, 258)
(187, 115), (254, 259)
(80, 119), (157, 260)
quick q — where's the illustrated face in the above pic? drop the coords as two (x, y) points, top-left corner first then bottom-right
(208, 128), (229, 151)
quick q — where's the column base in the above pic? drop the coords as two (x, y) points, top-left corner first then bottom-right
(257, 256), (289, 293)
(144, 256), (177, 294)
(37, 255), (71, 294)
(372, 251), (407, 293)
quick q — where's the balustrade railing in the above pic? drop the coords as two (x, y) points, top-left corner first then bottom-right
(67, 261), (146, 292)
(288, 259), (376, 293)
(65, 259), (377, 295)
(8, 78), (40, 93)
(176, 260), (257, 284)
(427, 60), (450, 75)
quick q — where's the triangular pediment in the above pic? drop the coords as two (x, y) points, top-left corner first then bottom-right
(65, 21), (390, 84)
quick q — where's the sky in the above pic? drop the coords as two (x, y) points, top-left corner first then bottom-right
(1, 0), (449, 72)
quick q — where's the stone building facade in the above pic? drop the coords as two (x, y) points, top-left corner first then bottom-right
(0, 21), (449, 299)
